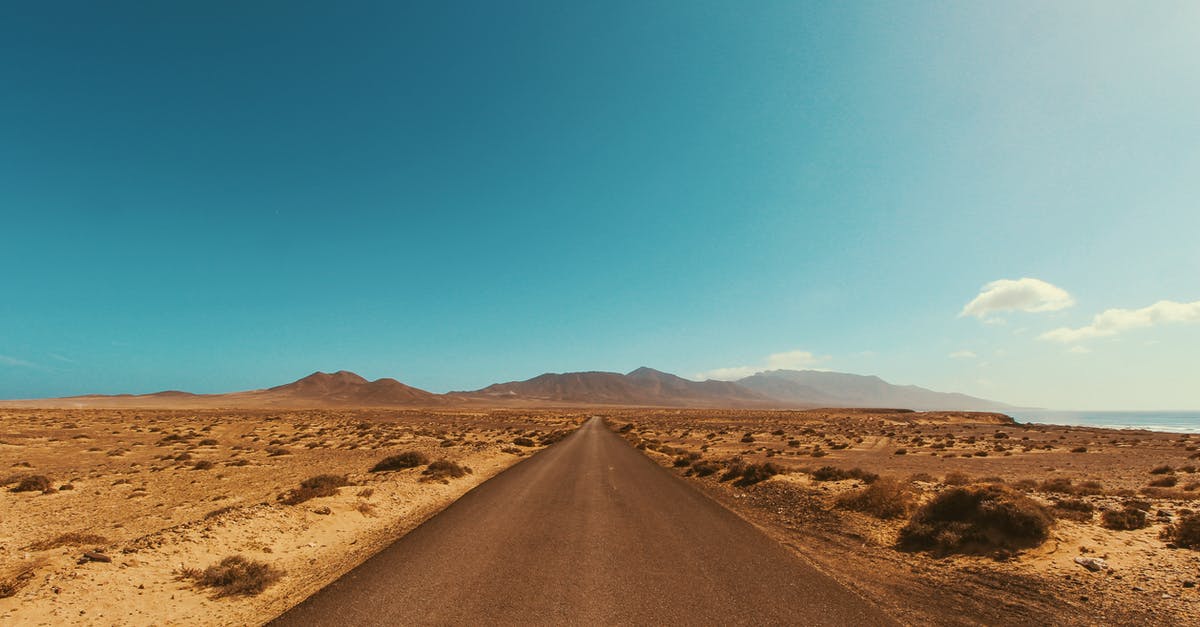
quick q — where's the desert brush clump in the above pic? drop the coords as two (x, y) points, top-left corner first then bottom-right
(810, 466), (878, 483)
(280, 474), (350, 505)
(718, 460), (780, 486)
(898, 484), (1054, 555)
(1051, 498), (1095, 522)
(688, 460), (721, 477)
(9, 475), (53, 493)
(421, 459), (471, 483)
(179, 555), (282, 597)
(370, 451), (429, 472)
(1101, 506), (1149, 531)
(1161, 511), (1200, 549)
(26, 532), (109, 551)
(836, 477), (914, 519)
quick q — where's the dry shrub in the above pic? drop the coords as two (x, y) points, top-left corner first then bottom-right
(0, 568), (36, 599)
(539, 430), (571, 446)
(281, 474), (349, 505)
(1162, 512), (1200, 549)
(1149, 476), (1178, 488)
(688, 460), (721, 477)
(811, 466), (878, 483)
(421, 460), (471, 483)
(734, 463), (780, 487)
(1101, 507), (1148, 531)
(27, 532), (108, 551)
(370, 451), (428, 472)
(943, 472), (972, 486)
(1052, 498), (1095, 522)
(180, 555), (282, 597)
(898, 484), (1054, 555)
(837, 477), (914, 519)
(10, 475), (52, 493)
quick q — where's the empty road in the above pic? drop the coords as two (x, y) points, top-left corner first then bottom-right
(271, 417), (896, 626)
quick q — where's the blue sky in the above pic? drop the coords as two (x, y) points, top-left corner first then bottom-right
(2, 2), (1197, 409)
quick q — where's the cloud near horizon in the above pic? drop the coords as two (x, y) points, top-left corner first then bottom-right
(960, 278), (1074, 320)
(0, 355), (38, 368)
(695, 349), (827, 381)
(1040, 299), (1200, 343)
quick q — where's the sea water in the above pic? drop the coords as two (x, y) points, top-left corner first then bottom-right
(1009, 410), (1200, 434)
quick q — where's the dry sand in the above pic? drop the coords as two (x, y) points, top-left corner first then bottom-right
(0, 408), (581, 625)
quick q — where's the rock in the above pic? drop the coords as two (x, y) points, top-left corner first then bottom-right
(1074, 557), (1109, 572)
(81, 551), (112, 563)
(313, 506), (331, 515)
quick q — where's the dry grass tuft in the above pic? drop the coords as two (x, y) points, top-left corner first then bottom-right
(280, 474), (350, 505)
(837, 477), (914, 519)
(180, 555), (282, 597)
(421, 460), (471, 483)
(1162, 512), (1200, 548)
(26, 532), (109, 551)
(370, 451), (428, 472)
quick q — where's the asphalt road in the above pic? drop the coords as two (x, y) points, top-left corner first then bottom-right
(271, 417), (896, 626)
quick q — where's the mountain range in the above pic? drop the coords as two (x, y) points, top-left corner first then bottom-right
(1, 367), (1013, 411)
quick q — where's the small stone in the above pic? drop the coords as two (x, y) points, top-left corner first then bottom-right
(82, 551), (112, 563)
(313, 506), (331, 515)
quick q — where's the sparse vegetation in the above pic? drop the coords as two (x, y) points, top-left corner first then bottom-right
(810, 466), (878, 483)
(10, 475), (52, 493)
(898, 485), (1054, 554)
(27, 532), (109, 551)
(421, 459), (471, 482)
(370, 451), (429, 472)
(179, 555), (282, 597)
(837, 477), (913, 519)
(281, 474), (350, 505)
(1161, 511), (1200, 549)
(1101, 507), (1149, 531)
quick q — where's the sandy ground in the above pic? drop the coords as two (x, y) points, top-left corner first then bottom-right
(0, 409), (581, 625)
(613, 408), (1200, 626)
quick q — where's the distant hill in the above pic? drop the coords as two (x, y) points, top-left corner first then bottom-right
(455, 367), (776, 407)
(6, 370), (441, 409)
(735, 370), (1013, 411)
(0, 367), (1014, 412)
(264, 371), (439, 405)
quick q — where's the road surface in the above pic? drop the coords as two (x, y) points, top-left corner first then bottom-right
(271, 417), (896, 626)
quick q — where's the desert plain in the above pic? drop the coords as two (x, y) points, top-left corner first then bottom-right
(2, 404), (1199, 625)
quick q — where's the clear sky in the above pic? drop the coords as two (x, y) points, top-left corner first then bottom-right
(2, 2), (1197, 410)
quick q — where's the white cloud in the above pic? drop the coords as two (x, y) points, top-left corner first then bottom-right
(1040, 299), (1200, 343)
(696, 349), (827, 381)
(1068, 345), (1091, 354)
(0, 355), (38, 368)
(960, 278), (1074, 320)
(949, 350), (977, 359)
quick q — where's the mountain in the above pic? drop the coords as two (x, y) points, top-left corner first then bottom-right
(0, 367), (1013, 411)
(264, 370), (438, 405)
(456, 367), (776, 407)
(735, 370), (1012, 411)
(7, 370), (441, 408)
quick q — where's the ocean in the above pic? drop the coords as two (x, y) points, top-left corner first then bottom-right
(1008, 410), (1200, 434)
